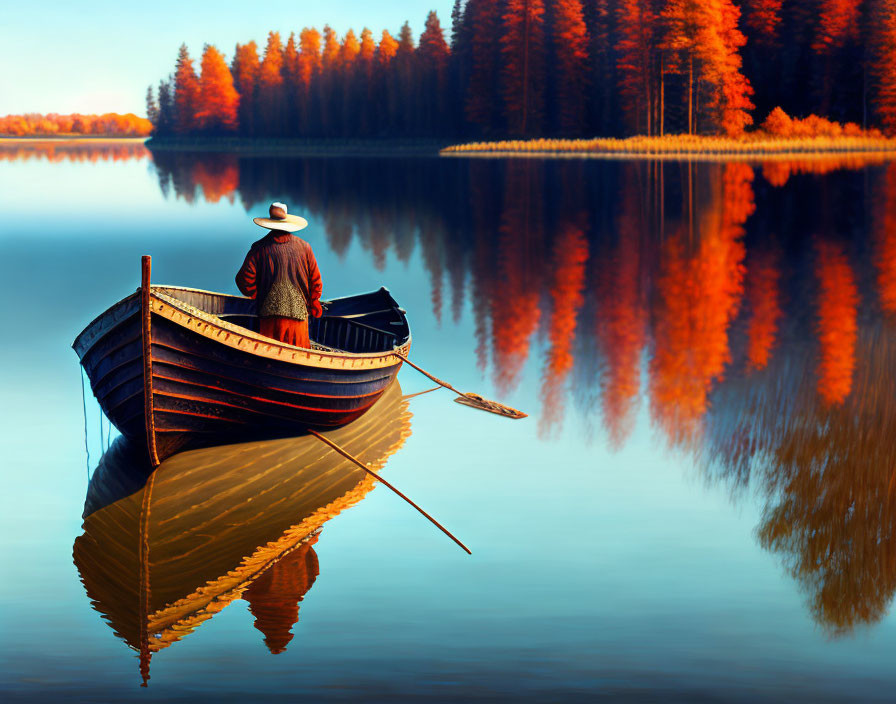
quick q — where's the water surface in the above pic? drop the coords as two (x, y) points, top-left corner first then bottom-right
(1, 141), (895, 702)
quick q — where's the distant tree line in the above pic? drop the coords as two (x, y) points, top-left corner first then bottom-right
(0, 113), (153, 137)
(147, 0), (896, 139)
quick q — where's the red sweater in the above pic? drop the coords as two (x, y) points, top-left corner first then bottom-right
(236, 232), (323, 319)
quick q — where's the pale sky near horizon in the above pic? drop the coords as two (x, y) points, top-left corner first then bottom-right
(1, 1), (455, 116)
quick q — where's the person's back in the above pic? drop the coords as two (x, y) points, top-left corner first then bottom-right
(236, 202), (322, 347)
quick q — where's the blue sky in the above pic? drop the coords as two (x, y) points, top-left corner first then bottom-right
(1, 1), (455, 115)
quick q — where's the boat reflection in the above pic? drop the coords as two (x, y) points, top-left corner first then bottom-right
(73, 381), (411, 685)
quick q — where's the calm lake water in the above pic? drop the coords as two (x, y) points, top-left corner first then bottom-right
(1, 140), (896, 702)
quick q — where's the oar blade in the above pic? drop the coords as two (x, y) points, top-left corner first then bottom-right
(454, 393), (528, 419)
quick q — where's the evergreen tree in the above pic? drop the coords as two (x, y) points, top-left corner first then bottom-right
(501, 0), (546, 135)
(340, 30), (361, 135)
(146, 85), (159, 128)
(377, 30), (400, 133)
(550, 0), (590, 135)
(358, 28), (378, 135)
(465, 0), (503, 133)
(418, 11), (451, 135)
(320, 25), (341, 135)
(156, 77), (175, 135)
(396, 22), (416, 133)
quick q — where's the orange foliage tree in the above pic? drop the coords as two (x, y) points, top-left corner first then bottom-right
(813, 0), (862, 53)
(231, 41), (260, 136)
(298, 28), (322, 133)
(660, 0), (754, 136)
(0, 113), (152, 136)
(258, 32), (285, 135)
(147, 1), (896, 139)
(339, 30), (361, 135)
(283, 33), (302, 129)
(616, 0), (658, 135)
(713, 0), (755, 135)
(196, 45), (239, 133)
(742, 0), (783, 39)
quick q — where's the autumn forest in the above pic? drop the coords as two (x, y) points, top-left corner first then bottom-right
(145, 0), (896, 141)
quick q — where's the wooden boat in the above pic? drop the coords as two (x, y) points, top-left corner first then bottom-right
(73, 381), (412, 685)
(73, 257), (411, 464)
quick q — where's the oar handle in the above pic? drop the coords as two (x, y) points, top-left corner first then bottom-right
(307, 429), (471, 555)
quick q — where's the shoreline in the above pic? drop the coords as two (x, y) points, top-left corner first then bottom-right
(3, 135), (895, 162)
(441, 135), (896, 159)
(145, 136), (449, 157)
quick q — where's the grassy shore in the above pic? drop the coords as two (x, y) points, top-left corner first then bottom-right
(440, 134), (896, 159)
(146, 136), (449, 157)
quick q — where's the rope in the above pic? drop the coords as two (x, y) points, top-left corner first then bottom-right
(81, 366), (90, 481)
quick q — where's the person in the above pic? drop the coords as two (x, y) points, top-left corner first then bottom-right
(236, 202), (323, 347)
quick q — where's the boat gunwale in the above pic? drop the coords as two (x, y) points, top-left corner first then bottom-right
(73, 291), (141, 359)
(150, 290), (410, 371)
(73, 285), (411, 371)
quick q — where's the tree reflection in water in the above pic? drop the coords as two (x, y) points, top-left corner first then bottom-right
(58, 144), (896, 635)
(0, 139), (148, 163)
(759, 329), (896, 634)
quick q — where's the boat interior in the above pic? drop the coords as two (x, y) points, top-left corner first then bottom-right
(154, 286), (410, 354)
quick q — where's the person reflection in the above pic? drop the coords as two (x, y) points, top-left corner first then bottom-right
(242, 537), (320, 654)
(236, 202), (323, 347)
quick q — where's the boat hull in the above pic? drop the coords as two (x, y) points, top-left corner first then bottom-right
(74, 287), (410, 462)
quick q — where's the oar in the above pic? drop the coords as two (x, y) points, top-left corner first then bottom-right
(393, 352), (527, 419)
(307, 429), (471, 555)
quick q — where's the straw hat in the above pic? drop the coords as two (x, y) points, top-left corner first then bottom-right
(253, 202), (308, 233)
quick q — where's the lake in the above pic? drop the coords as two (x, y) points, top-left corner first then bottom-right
(1, 140), (895, 702)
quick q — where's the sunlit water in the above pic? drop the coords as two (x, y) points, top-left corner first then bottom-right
(1, 141), (895, 702)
